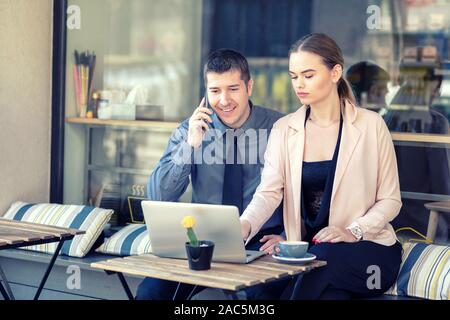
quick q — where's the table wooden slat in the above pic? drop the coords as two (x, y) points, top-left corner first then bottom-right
(133, 254), (325, 276)
(91, 260), (247, 291)
(91, 253), (327, 292)
(0, 219), (81, 235)
(126, 255), (285, 280)
(424, 201), (450, 212)
(0, 227), (54, 242)
(0, 229), (41, 242)
(0, 219), (85, 249)
(123, 256), (270, 285)
(0, 235), (25, 245)
(0, 220), (73, 236)
(109, 257), (262, 287)
(204, 259), (295, 276)
(253, 256), (327, 274)
(0, 223), (71, 239)
(0, 219), (84, 236)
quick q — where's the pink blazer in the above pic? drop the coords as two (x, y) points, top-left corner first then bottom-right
(241, 100), (402, 246)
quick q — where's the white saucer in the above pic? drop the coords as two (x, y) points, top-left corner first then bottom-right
(272, 253), (316, 264)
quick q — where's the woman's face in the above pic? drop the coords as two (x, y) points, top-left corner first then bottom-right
(289, 51), (342, 106)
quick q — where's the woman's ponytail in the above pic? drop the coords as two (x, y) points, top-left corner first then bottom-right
(338, 77), (356, 105)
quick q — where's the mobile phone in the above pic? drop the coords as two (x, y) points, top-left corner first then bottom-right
(204, 91), (211, 110)
(204, 92), (213, 129)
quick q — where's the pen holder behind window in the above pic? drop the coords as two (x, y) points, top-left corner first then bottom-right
(73, 50), (96, 118)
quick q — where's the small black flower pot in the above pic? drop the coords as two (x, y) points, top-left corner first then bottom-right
(185, 240), (215, 270)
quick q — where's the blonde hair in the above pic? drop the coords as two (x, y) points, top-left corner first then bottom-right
(289, 33), (356, 104)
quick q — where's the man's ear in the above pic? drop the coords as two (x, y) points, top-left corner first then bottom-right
(332, 64), (343, 84)
(247, 78), (254, 97)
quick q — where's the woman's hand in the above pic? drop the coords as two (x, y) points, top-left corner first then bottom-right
(259, 234), (285, 254)
(240, 219), (251, 241)
(313, 226), (357, 244)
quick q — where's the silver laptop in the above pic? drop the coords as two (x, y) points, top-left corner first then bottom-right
(141, 201), (266, 263)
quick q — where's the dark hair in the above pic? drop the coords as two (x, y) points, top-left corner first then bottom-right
(289, 33), (356, 104)
(203, 49), (251, 85)
(346, 61), (390, 104)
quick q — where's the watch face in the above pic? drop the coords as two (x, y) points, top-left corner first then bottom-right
(351, 226), (363, 239)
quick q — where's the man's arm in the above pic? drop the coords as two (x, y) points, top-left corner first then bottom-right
(147, 121), (193, 201)
(148, 99), (213, 201)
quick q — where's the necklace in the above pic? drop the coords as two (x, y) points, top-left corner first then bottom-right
(308, 117), (340, 128)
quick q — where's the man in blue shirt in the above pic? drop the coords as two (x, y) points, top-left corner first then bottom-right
(136, 49), (286, 300)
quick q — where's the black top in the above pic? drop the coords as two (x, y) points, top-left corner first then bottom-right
(302, 160), (332, 242)
(302, 160), (332, 217)
(301, 107), (343, 243)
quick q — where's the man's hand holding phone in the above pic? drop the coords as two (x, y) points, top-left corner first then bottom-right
(187, 98), (213, 148)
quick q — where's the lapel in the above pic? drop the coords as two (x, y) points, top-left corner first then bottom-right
(287, 101), (361, 218)
(330, 100), (361, 207)
(287, 106), (307, 224)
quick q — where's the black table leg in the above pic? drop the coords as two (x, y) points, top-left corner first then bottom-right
(172, 282), (181, 300)
(173, 283), (200, 300)
(0, 280), (10, 300)
(0, 265), (14, 300)
(103, 270), (134, 300)
(117, 272), (134, 300)
(33, 239), (65, 300)
(186, 285), (198, 300)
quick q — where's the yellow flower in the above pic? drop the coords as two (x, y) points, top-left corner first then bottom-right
(182, 216), (196, 229)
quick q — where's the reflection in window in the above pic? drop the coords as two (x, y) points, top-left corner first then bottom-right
(67, 0), (202, 121)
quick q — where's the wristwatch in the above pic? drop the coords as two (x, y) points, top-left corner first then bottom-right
(347, 223), (363, 241)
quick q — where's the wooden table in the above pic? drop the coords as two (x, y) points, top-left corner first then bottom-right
(0, 218), (84, 300)
(424, 201), (450, 242)
(91, 253), (326, 300)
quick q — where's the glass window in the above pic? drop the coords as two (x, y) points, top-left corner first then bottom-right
(314, 0), (450, 244)
(63, 0), (201, 224)
(65, 0), (202, 121)
(205, 0), (450, 243)
(60, 0), (450, 242)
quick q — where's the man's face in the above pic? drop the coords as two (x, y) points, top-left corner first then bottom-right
(368, 82), (389, 106)
(206, 70), (253, 129)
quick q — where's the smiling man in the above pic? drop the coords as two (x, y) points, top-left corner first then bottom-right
(137, 49), (286, 300)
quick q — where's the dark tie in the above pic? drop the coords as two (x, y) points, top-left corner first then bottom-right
(222, 131), (244, 215)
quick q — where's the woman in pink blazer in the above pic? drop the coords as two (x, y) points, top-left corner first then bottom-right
(240, 33), (403, 299)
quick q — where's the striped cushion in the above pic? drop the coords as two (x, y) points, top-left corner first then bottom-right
(3, 201), (113, 258)
(386, 242), (449, 300)
(96, 224), (151, 256)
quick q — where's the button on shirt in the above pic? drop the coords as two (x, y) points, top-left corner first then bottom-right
(147, 102), (284, 233)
